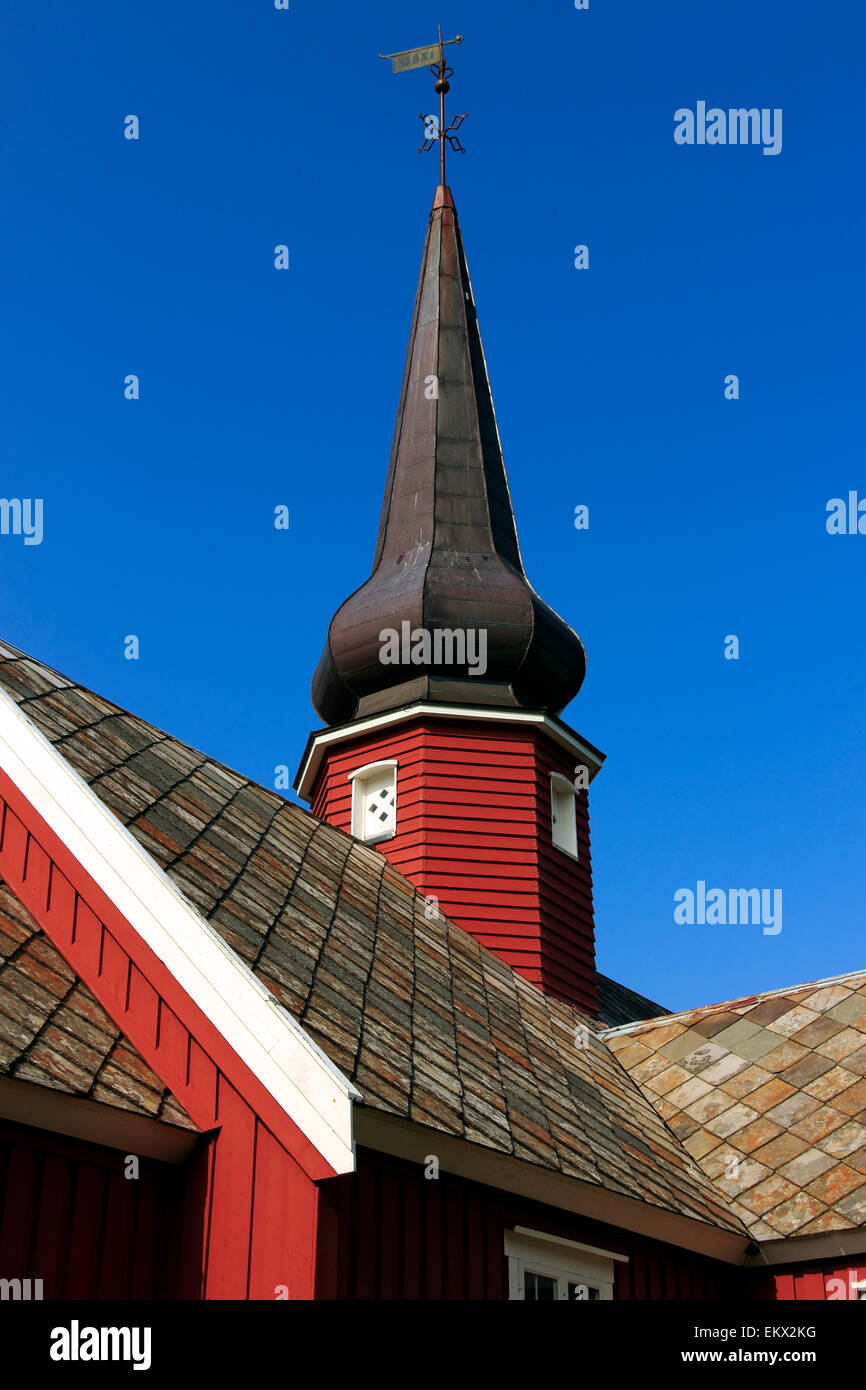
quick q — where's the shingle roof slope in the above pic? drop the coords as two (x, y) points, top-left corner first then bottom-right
(596, 973), (669, 1029)
(0, 879), (195, 1130)
(0, 639), (743, 1235)
(607, 975), (866, 1239)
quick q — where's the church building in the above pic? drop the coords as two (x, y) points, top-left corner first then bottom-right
(1, 175), (865, 1301)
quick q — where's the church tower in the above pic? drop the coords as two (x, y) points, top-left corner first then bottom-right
(295, 181), (603, 1016)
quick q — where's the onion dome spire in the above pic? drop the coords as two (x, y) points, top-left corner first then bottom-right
(311, 184), (586, 726)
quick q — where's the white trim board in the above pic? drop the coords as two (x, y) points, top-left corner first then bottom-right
(295, 702), (605, 800)
(510, 1226), (629, 1263)
(505, 1227), (616, 1300)
(0, 687), (359, 1175)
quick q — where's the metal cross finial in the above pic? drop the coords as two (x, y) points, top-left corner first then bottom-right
(380, 27), (468, 185)
(419, 25), (468, 184)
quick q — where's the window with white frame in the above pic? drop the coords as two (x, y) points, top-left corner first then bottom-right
(349, 761), (397, 843)
(505, 1227), (623, 1301)
(550, 774), (579, 859)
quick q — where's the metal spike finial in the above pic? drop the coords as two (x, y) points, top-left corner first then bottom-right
(379, 25), (468, 185)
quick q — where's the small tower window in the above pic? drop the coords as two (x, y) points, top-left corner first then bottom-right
(349, 762), (398, 843)
(550, 774), (579, 859)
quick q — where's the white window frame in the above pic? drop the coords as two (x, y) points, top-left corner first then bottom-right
(550, 773), (579, 860)
(505, 1227), (625, 1301)
(348, 761), (398, 844)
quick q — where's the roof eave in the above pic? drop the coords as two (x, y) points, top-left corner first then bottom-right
(294, 700), (605, 801)
(353, 1107), (751, 1267)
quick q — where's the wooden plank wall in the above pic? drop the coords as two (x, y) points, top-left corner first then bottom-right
(750, 1259), (866, 1301)
(0, 1117), (180, 1299)
(315, 1147), (737, 1300)
(311, 716), (598, 1015)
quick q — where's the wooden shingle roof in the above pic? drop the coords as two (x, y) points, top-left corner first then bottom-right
(0, 879), (195, 1129)
(0, 639), (743, 1235)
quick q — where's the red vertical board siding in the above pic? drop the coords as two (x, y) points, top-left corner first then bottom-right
(315, 1147), (736, 1300)
(204, 1078), (258, 1298)
(0, 1118), (180, 1299)
(401, 1168), (425, 1299)
(0, 1142), (39, 1272)
(247, 1122), (319, 1301)
(793, 1266), (825, 1300)
(0, 1108), (322, 1303)
(34, 1154), (75, 1295)
(128, 1181), (159, 1299)
(0, 777), (334, 1302)
(754, 1260), (866, 1301)
(309, 716), (599, 1015)
(422, 1170), (445, 1300)
(378, 1163), (403, 1300)
(97, 1169), (140, 1298)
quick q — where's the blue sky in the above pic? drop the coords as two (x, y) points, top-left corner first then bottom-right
(2, 0), (864, 1012)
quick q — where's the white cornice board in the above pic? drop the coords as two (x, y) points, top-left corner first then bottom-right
(295, 702), (605, 800)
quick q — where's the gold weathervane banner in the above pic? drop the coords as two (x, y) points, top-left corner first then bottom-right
(383, 43), (443, 74)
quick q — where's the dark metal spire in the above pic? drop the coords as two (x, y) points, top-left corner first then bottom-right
(311, 184), (587, 726)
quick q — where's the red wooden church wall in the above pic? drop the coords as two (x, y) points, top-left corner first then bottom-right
(314, 1147), (737, 1300)
(0, 1117), (184, 1299)
(309, 716), (598, 1015)
(749, 1259), (866, 1301)
(0, 773), (326, 1300)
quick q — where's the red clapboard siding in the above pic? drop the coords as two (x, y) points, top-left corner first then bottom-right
(309, 715), (599, 1015)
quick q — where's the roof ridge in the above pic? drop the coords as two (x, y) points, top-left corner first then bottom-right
(603, 965), (866, 1038)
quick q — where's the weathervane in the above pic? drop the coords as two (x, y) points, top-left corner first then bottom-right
(379, 25), (468, 185)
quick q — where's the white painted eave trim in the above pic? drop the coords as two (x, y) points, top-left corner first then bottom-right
(295, 702), (605, 801)
(510, 1225), (630, 1263)
(0, 687), (359, 1175)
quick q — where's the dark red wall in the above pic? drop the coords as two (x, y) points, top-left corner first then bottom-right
(0, 1116), (187, 1299)
(314, 1146), (737, 1300)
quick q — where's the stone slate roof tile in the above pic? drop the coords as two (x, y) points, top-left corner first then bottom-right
(608, 973), (866, 1238)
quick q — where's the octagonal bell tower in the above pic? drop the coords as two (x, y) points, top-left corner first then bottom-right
(295, 183), (603, 1016)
